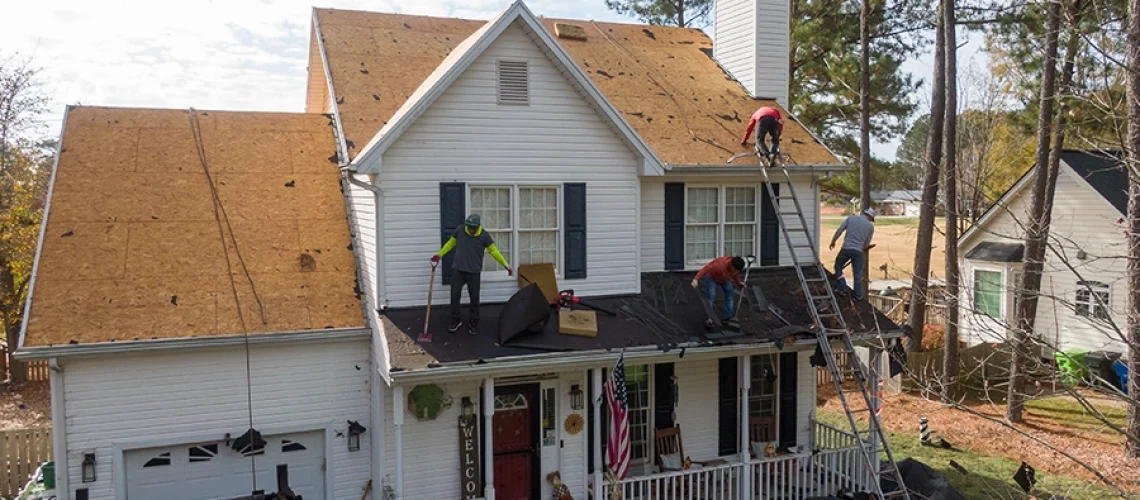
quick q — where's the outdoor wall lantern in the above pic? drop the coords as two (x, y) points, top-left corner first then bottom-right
(569, 385), (584, 410)
(81, 452), (96, 483)
(347, 420), (367, 452)
(461, 396), (476, 421)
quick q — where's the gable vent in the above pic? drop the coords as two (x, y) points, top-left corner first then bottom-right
(497, 60), (530, 105)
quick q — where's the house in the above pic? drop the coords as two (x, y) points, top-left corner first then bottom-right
(958, 149), (1128, 354)
(15, 2), (904, 500)
(870, 191), (922, 217)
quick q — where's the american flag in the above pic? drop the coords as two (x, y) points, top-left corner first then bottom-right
(604, 353), (631, 479)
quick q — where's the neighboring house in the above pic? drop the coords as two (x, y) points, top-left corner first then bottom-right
(16, 2), (902, 500)
(870, 190), (922, 217)
(958, 150), (1128, 354)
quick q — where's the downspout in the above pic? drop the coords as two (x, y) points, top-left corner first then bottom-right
(49, 358), (69, 496)
(392, 384), (405, 500)
(343, 170), (385, 307)
(370, 361), (385, 498)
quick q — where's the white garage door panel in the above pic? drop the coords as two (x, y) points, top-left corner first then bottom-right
(126, 431), (325, 500)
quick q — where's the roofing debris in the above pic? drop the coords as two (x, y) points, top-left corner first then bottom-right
(382, 268), (899, 371)
(312, 9), (842, 166)
(23, 107), (363, 347)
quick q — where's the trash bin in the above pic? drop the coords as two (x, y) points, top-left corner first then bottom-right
(1055, 350), (1089, 386)
(42, 461), (55, 489)
(1085, 350), (1122, 388)
(1115, 360), (1130, 395)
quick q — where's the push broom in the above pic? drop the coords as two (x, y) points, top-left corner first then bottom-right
(418, 260), (439, 343)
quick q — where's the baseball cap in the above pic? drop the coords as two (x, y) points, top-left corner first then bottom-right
(863, 208), (876, 219)
(465, 214), (481, 227)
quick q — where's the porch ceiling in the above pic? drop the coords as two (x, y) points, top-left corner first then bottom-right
(383, 267), (901, 371)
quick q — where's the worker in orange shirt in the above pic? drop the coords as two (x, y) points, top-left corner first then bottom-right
(741, 106), (784, 160)
(691, 256), (746, 327)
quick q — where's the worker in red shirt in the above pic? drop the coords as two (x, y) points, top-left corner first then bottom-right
(691, 256), (746, 326)
(741, 106), (784, 159)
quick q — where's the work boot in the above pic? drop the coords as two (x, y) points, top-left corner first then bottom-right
(468, 321), (479, 336)
(448, 320), (463, 333)
(705, 318), (716, 329)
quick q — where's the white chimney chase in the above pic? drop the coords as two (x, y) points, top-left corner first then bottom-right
(713, 0), (790, 107)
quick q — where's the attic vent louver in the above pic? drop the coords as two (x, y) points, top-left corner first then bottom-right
(497, 60), (530, 105)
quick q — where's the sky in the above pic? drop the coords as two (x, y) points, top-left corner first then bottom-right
(4, 0), (985, 161)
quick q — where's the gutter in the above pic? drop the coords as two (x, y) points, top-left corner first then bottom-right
(666, 164), (850, 174)
(15, 327), (370, 360)
(313, 9), (350, 162)
(15, 106), (70, 355)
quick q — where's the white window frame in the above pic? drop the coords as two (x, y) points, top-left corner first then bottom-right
(467, 184), (562, 279)
(972, 267), (1005, 320)
(624, 364), (653, 466)
(1075, 280), (1111, 321)
(683, 185), (761, 268)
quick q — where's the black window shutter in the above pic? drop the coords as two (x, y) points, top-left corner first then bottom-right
(717, 357), (739, 456)
(664, 183), (685, 270)
(564, 183), (587, 279)
(778, 352), (798, 449)
(654, 363), (675, 429)
(439, 183), (466, 285)
(761, 183), (780, 266)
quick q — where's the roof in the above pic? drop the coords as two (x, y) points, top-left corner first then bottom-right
(871, 190), (921, 202)
(21, 106), (363, 348)
(1061, 149), (1126, 214)
(383, 268), (900, 371)
(964, 241), (1024, 263)
(311, 8), (842, 167)
(958, 149), (1124, 248)
(350, 1), (665, 176)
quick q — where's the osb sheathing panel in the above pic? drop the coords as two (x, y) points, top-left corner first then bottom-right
(23, 106), (363, 347)
(315, 8), (841, 166)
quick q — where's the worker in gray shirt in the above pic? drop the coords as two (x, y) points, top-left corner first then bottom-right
(431, 214), (513, 335)
(829, 208), (877, 300)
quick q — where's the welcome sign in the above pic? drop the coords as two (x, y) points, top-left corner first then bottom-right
(459, 415), (482, 498)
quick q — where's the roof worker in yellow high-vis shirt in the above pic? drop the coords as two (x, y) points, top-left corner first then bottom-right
(431, 214), (513, 336)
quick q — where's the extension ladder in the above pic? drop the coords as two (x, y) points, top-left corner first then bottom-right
(757, 152), (910, 499)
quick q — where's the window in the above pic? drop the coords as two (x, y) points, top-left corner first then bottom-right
(1075, 281), (1111, 320)
(189, 444), (218, 463)
(282, 440), (307, 453)
(497, 60), (529, 104)
(625, 365), (651, 462)
(685, 186), (757, 266)
(494, 393), (528, 410)
(749, 356), (778, 418)
(143, 452), (171, 468)
(469, 186), (560, 271)
(974, 270), (1003, 318)
(542, 387), (557, 446)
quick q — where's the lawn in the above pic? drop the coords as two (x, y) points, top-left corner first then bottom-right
(816, 408), (1121, 499)
(819, 215), (947, 282)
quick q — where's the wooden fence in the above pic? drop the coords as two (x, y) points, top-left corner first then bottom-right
(0, 427), (52, 498)
(0, 345), (49, 383)
(816, 350), (853, 386)
(866, 295), (948, 329)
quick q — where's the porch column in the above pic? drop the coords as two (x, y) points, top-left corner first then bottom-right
(392, 384), (405, 500)
(739, 355), (752, 499)
(483, 376), (496, 500)
(591, 368), (603, 496)
(867, 347), (884, 487)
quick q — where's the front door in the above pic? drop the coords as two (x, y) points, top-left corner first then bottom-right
(493, 384), (540, 500)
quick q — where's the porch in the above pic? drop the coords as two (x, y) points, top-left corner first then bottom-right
(600, 421), (873, 500)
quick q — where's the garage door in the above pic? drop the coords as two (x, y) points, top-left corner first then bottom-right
(125, 430), (325, 500)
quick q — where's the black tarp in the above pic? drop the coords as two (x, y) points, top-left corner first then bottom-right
(497, 284), (552, 345)
(964, 241), (1024, 262)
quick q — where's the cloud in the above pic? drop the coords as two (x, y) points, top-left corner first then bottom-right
(3, 0), (634, 136)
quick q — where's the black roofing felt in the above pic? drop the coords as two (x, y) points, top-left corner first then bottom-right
(964, 241), (1024, 262)
(1062, 150), (1127, 215)
(382, 268), (901, 370)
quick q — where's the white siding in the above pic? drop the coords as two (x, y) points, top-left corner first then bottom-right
(378, 23), (641, 307)
(796, 350), (814, 448)
(640, 174), (820, 272)
(673, 358), (721, 459)
(346, 179), (377, 305)
(959, 166), (1128, 353)
(714, 0), (757, 96)
(60, 339), (372, 500)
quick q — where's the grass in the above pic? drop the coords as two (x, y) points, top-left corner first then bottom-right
(816, 409), (1120, 499)
(818, 215), (947, 281)
(1025, 394), (1129, 443)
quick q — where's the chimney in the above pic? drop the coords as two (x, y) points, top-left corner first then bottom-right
(713, 0), (790, 107)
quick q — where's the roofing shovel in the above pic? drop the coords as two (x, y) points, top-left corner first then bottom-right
(418, 261), (439, 343)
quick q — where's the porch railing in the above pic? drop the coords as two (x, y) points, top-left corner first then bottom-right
(603, 443), (874, 499)
(814, 421), (859, 450)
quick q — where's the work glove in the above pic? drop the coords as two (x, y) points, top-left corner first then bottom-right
(430, 254), (441, 263)
(690, 279), (698, 289)
(507, 266), (514, 276)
